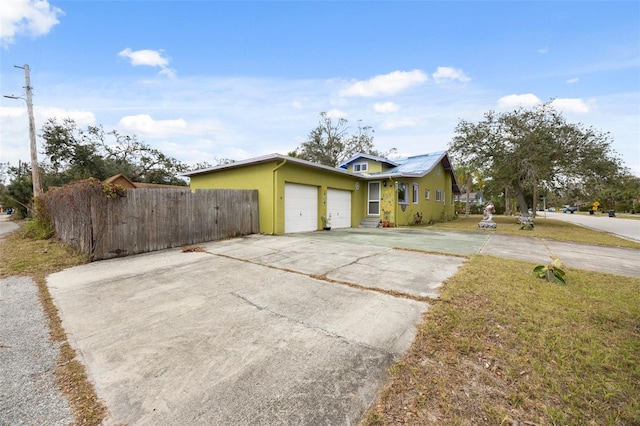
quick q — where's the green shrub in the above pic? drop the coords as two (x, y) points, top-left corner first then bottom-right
(21, 217), (55, 240)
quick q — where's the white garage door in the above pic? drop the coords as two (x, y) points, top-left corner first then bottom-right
(327, 188), (351, 229)
(285, 183), (318, 233)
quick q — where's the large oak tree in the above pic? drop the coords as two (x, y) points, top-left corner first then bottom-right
(449, 102), (623, 215)
(41, 118), (188, 186)
(290, 112), (390, 167)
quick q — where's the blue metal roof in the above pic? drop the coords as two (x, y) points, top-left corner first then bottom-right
(381, 151), (447, 176)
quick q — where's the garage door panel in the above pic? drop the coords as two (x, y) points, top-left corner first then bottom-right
(285, 183), (318, 233)
(327, 189), (351, 229)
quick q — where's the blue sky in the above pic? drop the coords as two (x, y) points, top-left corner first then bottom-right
(1, 0), (639, 177)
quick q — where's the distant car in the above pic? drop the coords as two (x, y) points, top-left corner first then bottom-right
(564, 205), (578, 213)
(548, 207), (555, 212)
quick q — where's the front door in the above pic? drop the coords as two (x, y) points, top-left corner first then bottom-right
(368, 181), (380, 215)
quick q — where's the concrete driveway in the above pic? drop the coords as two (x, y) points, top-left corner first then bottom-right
(47, 231), (474, 425)
(546, 211), (640, 242)
(47, 225), (639, 425)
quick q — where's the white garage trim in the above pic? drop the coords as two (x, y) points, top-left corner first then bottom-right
(285, 183), (318, 233)
(327, 188), (351, 229)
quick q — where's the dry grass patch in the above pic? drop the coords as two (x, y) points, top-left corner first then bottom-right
(0, 229), (107, 426)
(362, 255), (640, 425)
(430, 215), (640, 249)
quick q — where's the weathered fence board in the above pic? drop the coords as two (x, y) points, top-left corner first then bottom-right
(49, 188), (259, 261)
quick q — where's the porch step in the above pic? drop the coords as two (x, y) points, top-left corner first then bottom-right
(359, 217), (381, 228)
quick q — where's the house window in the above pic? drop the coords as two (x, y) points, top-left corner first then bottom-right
(436, 190), (443, 202)
(425, 189), (430, 200)
(353, 162), (368, 172)
(412, 183), (419, 204)
(398, 182), (409, 204)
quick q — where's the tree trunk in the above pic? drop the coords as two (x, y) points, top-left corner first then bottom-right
(504, 186), (510, 216)
(464, 174), (472, 217)
(513, 180), (529, 215)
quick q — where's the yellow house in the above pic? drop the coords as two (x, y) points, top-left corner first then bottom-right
(184, 151), (460, 235)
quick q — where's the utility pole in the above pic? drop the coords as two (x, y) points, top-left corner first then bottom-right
(4, 64), (43, 198)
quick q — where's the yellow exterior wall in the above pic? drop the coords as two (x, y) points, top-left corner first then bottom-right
(389, 163), (456, 226)
(189, 161), (277, 233)
(347, 159), (384, 174)
(272, 162), (361, 233)
(188, 159), (361, 235)
(188, 157), (456, 233)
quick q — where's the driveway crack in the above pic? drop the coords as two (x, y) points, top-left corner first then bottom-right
(209, 251), (430, 302)
(230, 291), (396, 358)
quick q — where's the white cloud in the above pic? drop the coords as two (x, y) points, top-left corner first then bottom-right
(158, 67), (177, 79)
(118, 48), (168, 67)
(36, 107), (96, 126)
(497, 94), (592, 114)
(497, 93), (542, 109)
(373, 102), (399, 113)
(431, 66), (471, 84)
(566, 77), (580, 84)
(118, 114), (188, 137)
(0, 0), (63, 47)
(325, 109), (347, 119)
(0, 106), (25, 118)
(338, 70), (428, 97)
(550, 98), (592, 114)
(380, 117), (419, 130)
(118, 48), (176, 77)
(538, 47), (549, 54)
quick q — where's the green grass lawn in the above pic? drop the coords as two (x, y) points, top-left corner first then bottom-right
(364, 215), (639, 425)
(427, 215), (640, 249)
(362, 255), (640, 425)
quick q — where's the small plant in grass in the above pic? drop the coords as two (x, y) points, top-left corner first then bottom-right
(21, 217), (55, 240)
(533, 258), (566, 284)
(520, 221), (534, 230)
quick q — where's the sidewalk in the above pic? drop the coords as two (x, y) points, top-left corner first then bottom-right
(547, 211), (640, 242)
(479, 233), (640, 278)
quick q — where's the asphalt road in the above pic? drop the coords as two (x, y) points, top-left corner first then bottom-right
(0, 214), (19, 237)
(546, 211), (640, 242)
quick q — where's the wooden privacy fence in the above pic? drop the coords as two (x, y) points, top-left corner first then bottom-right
(46, 186), (259, 261)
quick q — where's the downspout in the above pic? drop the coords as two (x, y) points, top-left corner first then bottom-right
(393, 179), (398, 227)
(272, 159), (287, 234)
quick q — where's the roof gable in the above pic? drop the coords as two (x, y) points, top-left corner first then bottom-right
(338, 153), (399, 170)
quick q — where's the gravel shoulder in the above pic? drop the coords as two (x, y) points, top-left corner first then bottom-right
(0, 276), (74, 425)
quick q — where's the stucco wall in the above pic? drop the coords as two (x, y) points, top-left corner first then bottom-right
(188, 157), (457, 233)
(386, 163), (456, 226)
(271, 162), (360, 233)
(188, 160), (361, 234)
(189, 161), (277, 233)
